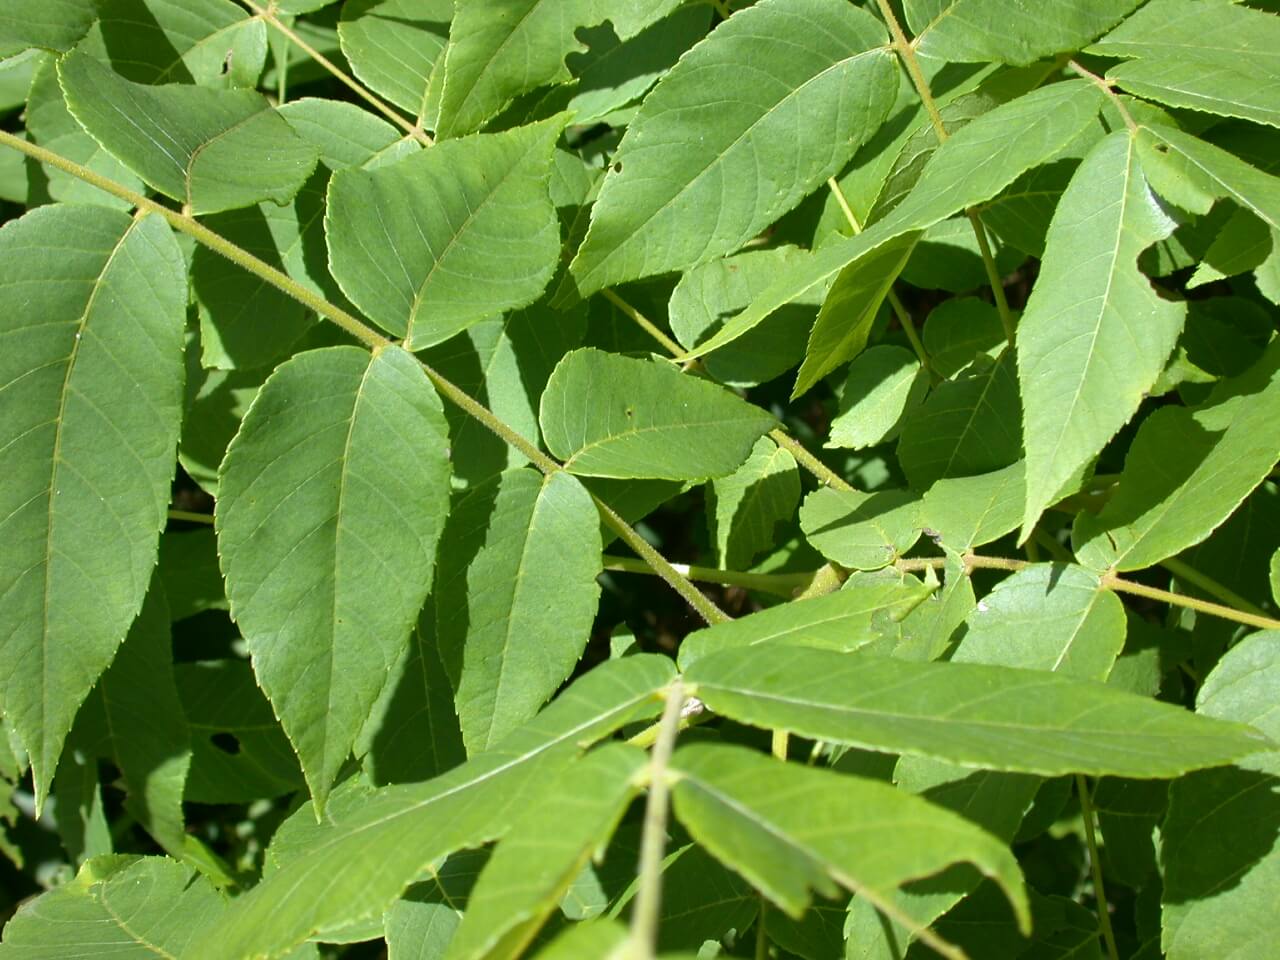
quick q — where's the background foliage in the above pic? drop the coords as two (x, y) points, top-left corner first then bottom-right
(0, 0), (1278, 958)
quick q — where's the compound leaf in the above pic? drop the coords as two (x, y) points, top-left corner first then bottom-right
(216, 345), (452, 811)
(539, 348), (776, 480)
(567, 0), (898, 296)
(338, 0), (451, 127)
(915, 0), (1142, 66)
(327, 115), (567, 349)
(0, 205), (186, 804)
(684, 646), (1272, 778)
(1017, 131), (1184, 537)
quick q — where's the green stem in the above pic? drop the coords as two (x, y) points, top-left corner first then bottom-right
(168, 509), (215, 525)
(873, 0), (1015, 341)
(631, 681), (687, 959)
(756, 899), (769, 960)
(602, 555), (812, 597)
(0, 130), (732, 625)
(894, 553), (1280, 632)
(1068, 59), (1137, 133)
(1077, 775), (1121, 960)
(1159, 557), (1272, 620)
(241, 0), (431, 145)
(598, 505), (731, 624)
(602, 288), (686, 357)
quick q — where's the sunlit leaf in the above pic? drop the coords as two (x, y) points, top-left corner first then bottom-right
(0, 206), (186, 802)
(216, 346), (451, 809)
(709, 437), (800, 571)
(337, 0), (451, 126)
(915, 0), (1142, 66)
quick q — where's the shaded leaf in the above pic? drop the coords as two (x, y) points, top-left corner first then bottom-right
(198, 655), (675, 960)
(670, 743), (1030, 934)
(1017, 131), (1184, 536)
(539, 348), (776, 479)
(921, 297), (1006, 380)
(0, 205), (186, 802)
(1162, 630), (1280, 959)
(445, 744), (644, 960)
(677, 580), (933, 669)
(327, 115), (567, 348)
(216, 345), (451, 809)
(684, 646), (1273, 777)
(828, 346), (929, 451)
(384, 850), (486, 960)
(1074, 342), (1280, 572)
(434, 468), (603, 754)
(0, 0), (95, 57)
(531, 919), (627, 960)
(567, 0), (898, 296)
(709, 437), (800, 570)
(59, 51), (318, 213)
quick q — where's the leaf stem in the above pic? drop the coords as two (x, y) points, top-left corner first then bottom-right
(602, 288), (686, 357)
(873, 0), (1015, 341)
(893, 553), (1280, 631)
(631, 680), (687, 959)
(0, 131), (733, 624)
(240, 0), (432, 145)
(1076, 775), (1121, 960)
(602, 555), (813, 597)
(597, 505), (730, 624)
(1159, 557), (1272, 620)
(1068, 59), (1137, 133)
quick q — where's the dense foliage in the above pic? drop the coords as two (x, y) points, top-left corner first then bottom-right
(0, 0), (1278, 958)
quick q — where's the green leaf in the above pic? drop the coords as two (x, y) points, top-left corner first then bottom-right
(668, 246), (828, 389)
(0, 0), (95, 57)
(216, 345), (452, 809)
(677, 580), (933, 669)
(1090, 0), (1280, 129)
(0, 205), (186, 803)
(792, 232), (920, 398)
(1136, 124), (1280, 231)
(898, 350), (1023, 490)
(1017, 131), (1184, 537)
(76, 0), (268, 88)
(176, 660), (305, 804)
(957, 563), (1126, 680)
(1075, 343), (1280, 572)
(828, 346), (928, 451)
(157, 528), (228, 621)
(799, 487), (922, 571)
(538, 348), (776, 479)
(337, 0), (451, 127)
(59, 51), (318, 214)
(921, 297), (1006, 379)
(1271, 549), (1280, 607)
(93, 579), (190, 855)
(684, 646), (1273, 777)
(326, 115), (567, 348)
(669, 743), (1030, 935)
(24, 57), (144, 210)
(531, 920), (628, 960)
(436, 0), (613, 137)
(0, 855), (226, 955)
(357, 607), (466, 786)
(566, 0), (898, 296)
(424, 302), (586, 488)
(709, 437), (800, 570)
(919, 462), (1025, 552)
(1162, 630), (1280, 959)
(197, 655), (675, 960)
(384, 851), (485, 960)
(433, 468), (603, 754)
(445, 744), (644, 960)
(278, 97), (420, 171)
(915, 0), (1142, 66)
(684, 80), (1103, 359)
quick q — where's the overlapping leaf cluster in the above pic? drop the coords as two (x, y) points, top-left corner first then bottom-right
(0, 1), (1277, 958)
